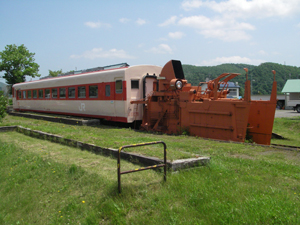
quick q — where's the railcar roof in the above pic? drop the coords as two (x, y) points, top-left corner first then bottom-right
(13, 66), (129, 87)
(13, 64), (161, 87)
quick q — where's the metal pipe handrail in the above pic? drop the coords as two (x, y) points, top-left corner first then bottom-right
(117, 141), (167, 193)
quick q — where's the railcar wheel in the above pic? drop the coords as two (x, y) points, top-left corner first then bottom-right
(297, 105), (300, 113)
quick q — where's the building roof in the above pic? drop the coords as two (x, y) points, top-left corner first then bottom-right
(282, 79), (300, 93)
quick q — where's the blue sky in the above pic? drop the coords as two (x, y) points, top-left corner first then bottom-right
(1, 0), (300, 82)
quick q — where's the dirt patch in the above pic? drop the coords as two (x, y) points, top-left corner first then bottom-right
(50, 152), (61, 156)
(231, 154), (255, 160)
(284, 152), (300, 161)
(258, 150), (279, 155)
(256, 149), (300, 164)
(89, 161), (100, 166)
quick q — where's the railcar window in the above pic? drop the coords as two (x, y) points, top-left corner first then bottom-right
(78, 86), (86, 98)
(52, 88), (58, 98)
(45, 89), (50, 98)
(23, 91), (26, 99)
(18, 91), (22, 99)
(59, 88), (66, 98)
(131, 80), (139, 89)
(33, 90), (37, 98)
(89, 85), (98, 98)
(38, 89), (43, 99)
(27, 90), (32, 99)
(105, 85), (110, 97)
(68, 87), (75, 98)
(115, 80), (123, 94)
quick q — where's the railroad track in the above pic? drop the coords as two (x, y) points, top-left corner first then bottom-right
(270, 143), (300, 151)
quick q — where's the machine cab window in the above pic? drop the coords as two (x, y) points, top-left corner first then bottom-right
(131, 80), (139, 89)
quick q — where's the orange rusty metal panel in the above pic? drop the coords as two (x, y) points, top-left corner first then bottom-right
(247, 72), (277, 145)
(247, 101), (276, 145)
(184, 100), (250, 142)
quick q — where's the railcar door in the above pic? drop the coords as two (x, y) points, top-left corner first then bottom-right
(143, 74), (157, 100)
(114, 78), (125, 121)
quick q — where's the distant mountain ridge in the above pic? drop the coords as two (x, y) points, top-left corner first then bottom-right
(182, 63), (300, 95)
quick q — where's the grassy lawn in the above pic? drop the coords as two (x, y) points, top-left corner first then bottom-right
(1, 115), (300, 224)
(272, 116), (300, 146)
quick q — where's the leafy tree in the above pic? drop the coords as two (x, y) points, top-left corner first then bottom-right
(0, 91), (7, 122)
(48, 69), (62, 77)
(0, 44), (40, 93)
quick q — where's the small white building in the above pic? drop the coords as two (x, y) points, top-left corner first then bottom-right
(0, 82), (9, 96)
(282, 79), (300, 112)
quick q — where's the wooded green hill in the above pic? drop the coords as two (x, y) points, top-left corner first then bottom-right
(182, 63), (300, 95)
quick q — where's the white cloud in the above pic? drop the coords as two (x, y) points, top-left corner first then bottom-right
(147, 44), (173, 54)
(182, 0), (204, 11)
(158, 37), (168, 41)
(136, 18), (146, 25)
(70, 48), (135, 59)
(178, 15), (255, 41)
(119, 18), (131, 24)
(159, 16), (178, 27)
(181, 0), (300, 18)
(168, 31), (185, 39)
(201, 56), (264, 66)
(200, 29), (250, 41)
(258, 50), (267, 55)
(179, 15), (221, 30)
(178, 15), (255, 30)
(271, 51), (280, 56)
(84, 21), (111, 28)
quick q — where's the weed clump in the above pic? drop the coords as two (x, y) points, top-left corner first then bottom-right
(69, 164), (77, 174)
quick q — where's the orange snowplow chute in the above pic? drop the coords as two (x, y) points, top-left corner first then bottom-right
(132, 60), (277, 145)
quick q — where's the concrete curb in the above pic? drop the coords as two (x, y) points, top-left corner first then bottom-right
(0, 126), (210, 171)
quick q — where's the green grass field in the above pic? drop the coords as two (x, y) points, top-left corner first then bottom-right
(1, 115), (300, 224)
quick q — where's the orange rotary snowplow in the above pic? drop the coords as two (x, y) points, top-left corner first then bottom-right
(132, 60), (277, 145)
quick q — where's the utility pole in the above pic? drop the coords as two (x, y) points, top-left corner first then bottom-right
(251, 73), (255, 95)
(251, 72), (252, 95)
